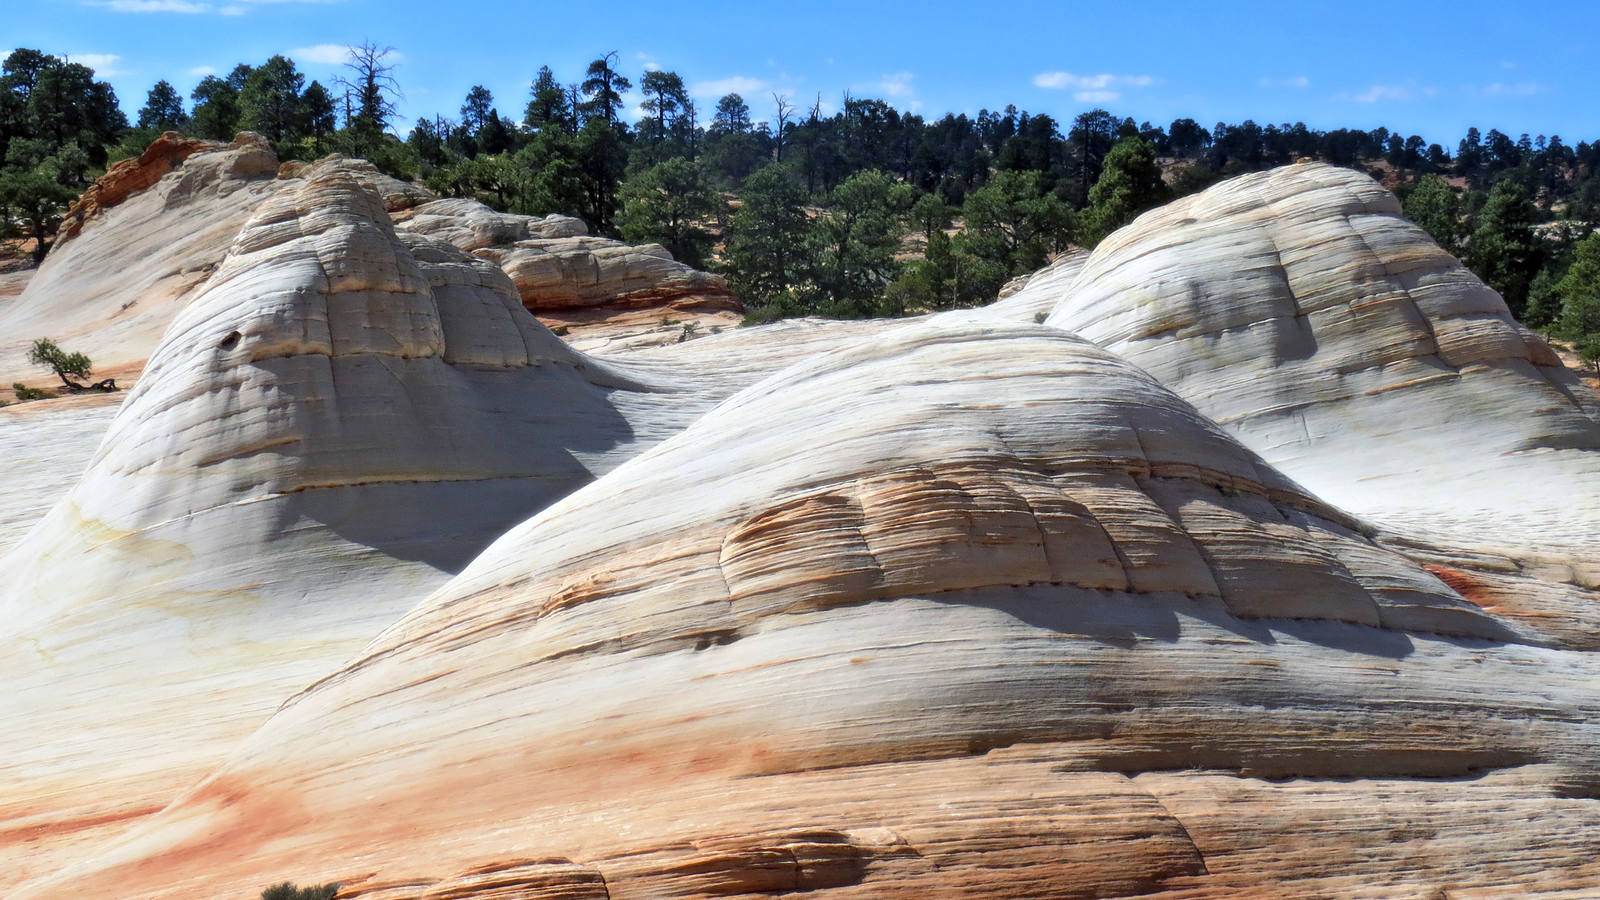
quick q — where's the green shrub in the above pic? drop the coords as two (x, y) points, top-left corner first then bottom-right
(26, 338), (92, 388)
(12, 382), (55, 401)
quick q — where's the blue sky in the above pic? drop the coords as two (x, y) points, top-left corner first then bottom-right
(9, 0), (1598, 145)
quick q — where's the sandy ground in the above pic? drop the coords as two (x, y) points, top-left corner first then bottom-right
(1550, 340), (1600, 397)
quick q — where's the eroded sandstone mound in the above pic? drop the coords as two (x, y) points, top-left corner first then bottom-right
(23, 320), (1600, 899)
(1036, 163), (1600, 560)
(7, 160), (1600, 899)
(0, 161), (723, 888)
(1026, 162), (1600, 649)
(2, 134), (743, 388)
(57, 131), (257, 241)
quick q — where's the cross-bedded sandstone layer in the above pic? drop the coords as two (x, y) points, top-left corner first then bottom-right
(4, 159), (1599, 898)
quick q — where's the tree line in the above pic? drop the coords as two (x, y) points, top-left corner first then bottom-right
(2, 45), (1599, 364)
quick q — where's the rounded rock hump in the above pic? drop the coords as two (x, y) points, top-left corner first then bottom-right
(396, 197), (589, 251)
(88, 160), (608, 524)
(0, 163), (686, 890)
(32, 318), (1578, 900)
(1038, 162), (1600, 570)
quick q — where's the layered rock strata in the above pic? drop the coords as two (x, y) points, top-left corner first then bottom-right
(396, 199), (741, 339)
(1028, 162), (1600, 649)
(23, 320), (1600, 899)
(0, 162), (713, 888)
(55, 131), (237, 242)
(7, 160), (1600, 899)
(1035, 163), (1600, 563)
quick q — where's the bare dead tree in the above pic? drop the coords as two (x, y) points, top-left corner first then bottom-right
(334, 41), (402, 139)
(565, 83), (584, 131)
(772, 91), (794, 161)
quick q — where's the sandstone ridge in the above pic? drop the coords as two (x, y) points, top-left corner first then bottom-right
(5, 161), (1600, 898)
(0, 161), (730, 888)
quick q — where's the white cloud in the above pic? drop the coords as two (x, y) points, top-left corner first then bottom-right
(101, 0), (211, 11)
(289, 43), (353, 65)
(1483, 82), (1542, 97)
(96, 0), (340, 12)
(69, 53), (125, 75)
(1342, 84), (1413, 103)
(1258, 75), (1310, 88)
(1036, 71), (1104, 89)
(692, 76), (769, 98)
(1034, 72), (1155, 94)
(877, 71), (914, 98)
(188, 65), (217, 76)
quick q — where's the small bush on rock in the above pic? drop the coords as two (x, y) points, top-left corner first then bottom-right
(12, 382), (54, 401)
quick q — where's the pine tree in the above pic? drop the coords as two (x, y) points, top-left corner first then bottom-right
(1464, 180), (1544, 316)
(580, 52), (630, 127)
(137, 80), (186, 130)
(723, 163), (810, 313)
(1084, 135), (1169, 244)
(1403, 174), (1465, 253)
(524, 66), (571, 133)
(618, 157), (717, 267)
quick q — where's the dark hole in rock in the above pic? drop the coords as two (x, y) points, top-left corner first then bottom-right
(219, 331), (241, 350)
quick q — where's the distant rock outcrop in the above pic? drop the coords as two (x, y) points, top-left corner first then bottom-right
(0, 132), (284, 386)
(3, 137), (744, 387)
(396, 199), (740, 323)
(56, 131), (275, 242)
(395, 197), (587, 250)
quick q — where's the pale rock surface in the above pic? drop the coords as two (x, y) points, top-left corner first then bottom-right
(0, 162), (721, 889)
(277, 155), (435, 212)
(990, 248), (1090, 320)
(25, 319), (1600, 899)
(0, 393), (121, 554)
(55, 131), (236, 241)
(394, 197), (587, 250)
(1032, 162), (1600, 645)
(1037, 163), (1600, 557)
(0, 133), (283, 387)
(0, 267), (31, 299)
(0, 139), (438, 394)
(395, 199), (741, 339)
(9, 161), (1600, 898)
